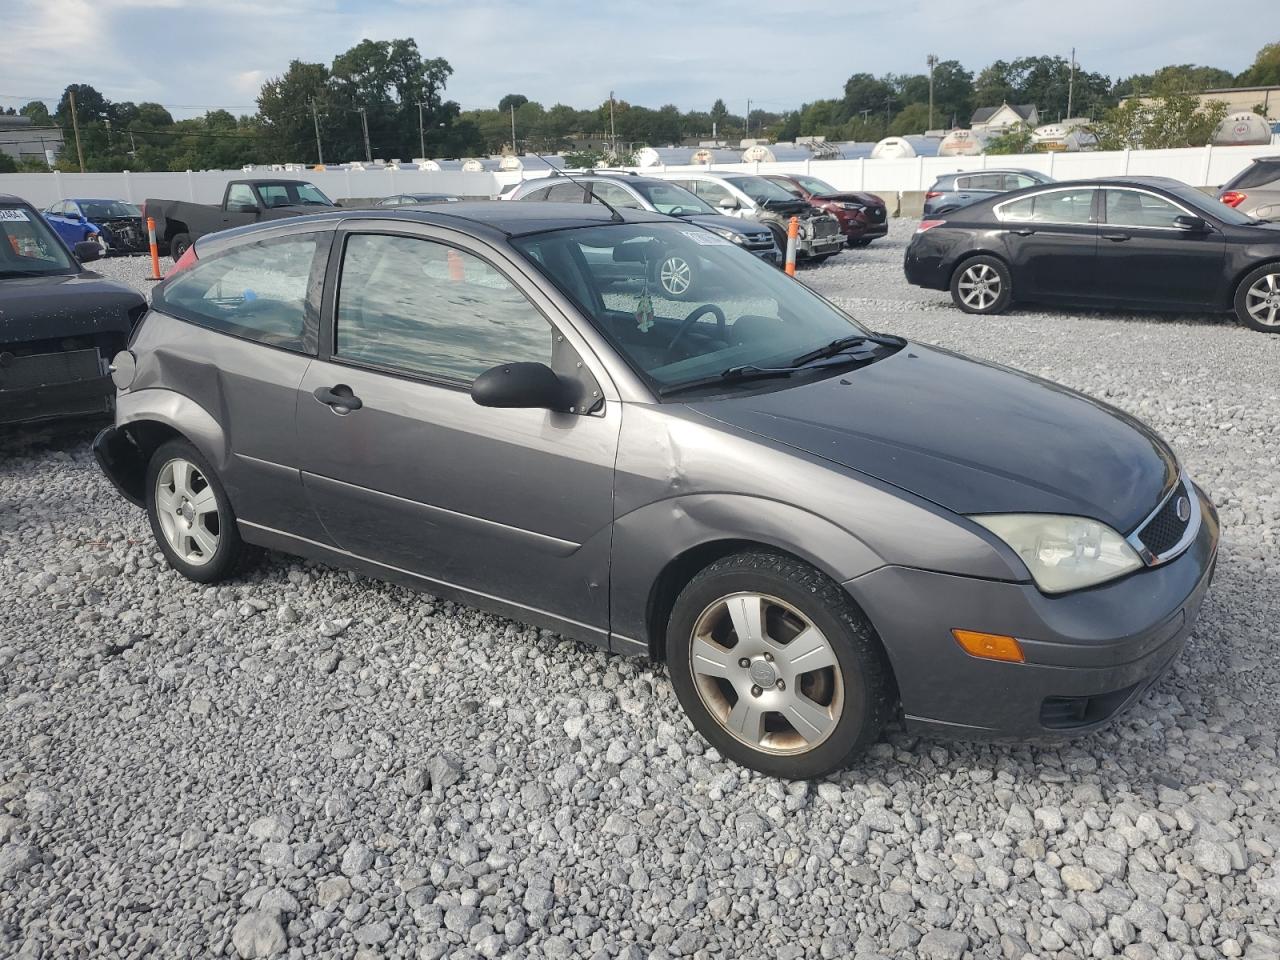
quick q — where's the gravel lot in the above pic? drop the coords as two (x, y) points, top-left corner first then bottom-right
(3, 221), (1279, 960)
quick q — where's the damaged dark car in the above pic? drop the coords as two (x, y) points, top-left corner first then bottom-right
(1, 194), (147, 426)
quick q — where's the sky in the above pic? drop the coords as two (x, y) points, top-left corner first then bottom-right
(0, 0), (1271, 120)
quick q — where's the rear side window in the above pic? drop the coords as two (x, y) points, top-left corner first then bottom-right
(158, 235), (321, 352)
(998, 189), (1095, 224)
(1104, 190), (1185, 228)
(1226, 160), (1280, 190)
(546, 183), (587, 202)
(590, 182), (644, 209)
(334, 233), (554, 383)
(958, 174), (1006, 191)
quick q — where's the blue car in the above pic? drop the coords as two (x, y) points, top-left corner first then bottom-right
(43, 198), (148, 256)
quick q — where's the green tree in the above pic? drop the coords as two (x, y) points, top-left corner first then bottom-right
(258, 60), (333, 162)
(0, 152), (17, 173)
(1090, 93), (1228, 149)
(842, 73), (893, 122)
(1238, 42), (1280, 86)
(19, 101), (51, 125)
(56, 84), (109, 126)
(985, 122), (1034, 154)
(888, 102), (931, 136)
(498, 93), (528, 113)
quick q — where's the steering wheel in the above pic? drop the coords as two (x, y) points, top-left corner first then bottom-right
(665, 304), (726, 361)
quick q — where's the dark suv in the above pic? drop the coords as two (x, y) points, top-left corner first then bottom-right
(763, 174), (888, 246)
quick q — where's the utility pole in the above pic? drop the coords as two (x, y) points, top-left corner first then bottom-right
(68, 87), (86, 173)
(745, 98), (751, 140)
(416, 101), (427, 159)
(883, 95), (896, 127)
(927, 54), (938, 131)
(608, 90), (616, 154)
(309, 99), (324, 165)
(510, 103), (517, 151)
(357, 106), (371, 163)
(1066, 47), (1077, 119)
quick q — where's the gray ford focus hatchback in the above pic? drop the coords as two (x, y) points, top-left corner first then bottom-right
(95, 201), (1218, 778)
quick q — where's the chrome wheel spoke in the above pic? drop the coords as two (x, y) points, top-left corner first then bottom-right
(188, 485), (218, 517)
(155, 458), (220, 567)
(725, 594), (766, 652)
(782, 692), (837, 745)
(690, 637), (735, 680)
(725, 697), (767, 744)
(777, 626), (836, 673)
(190, 523), (218, 558)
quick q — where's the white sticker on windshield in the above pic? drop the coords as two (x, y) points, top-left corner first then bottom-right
(0, 209), (31, 222)
(682, 229), (731, 246)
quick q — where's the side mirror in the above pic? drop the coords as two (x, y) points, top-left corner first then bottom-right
(1173, 214), (1208, 232)
(472, 362), (572, 412)
(68, 212), (84, 221)
(232, 203), (260, 214)
(73, 240), (102, 262)
(717, 196), (739, 211)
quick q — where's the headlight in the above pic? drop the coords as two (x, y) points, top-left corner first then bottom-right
(708, 227), (745, 244)
(838, 202), (865, 212)
(973, 514), (1142, 594)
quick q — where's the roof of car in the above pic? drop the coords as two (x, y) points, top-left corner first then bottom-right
(0, 194), (27, 205)
(202, 201), (671, 247)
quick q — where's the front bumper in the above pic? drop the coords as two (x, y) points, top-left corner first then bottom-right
(1, 359), (114, 426)
(845, 484), (1220, 738)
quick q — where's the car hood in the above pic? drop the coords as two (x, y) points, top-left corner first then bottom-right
(681, 213), (770, 235)
(0, 272), (143, 345)
(686, 343), (1176, 533)
(815, 191), (884, 206)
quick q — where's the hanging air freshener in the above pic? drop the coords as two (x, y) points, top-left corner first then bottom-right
(635, 286), (655, 333)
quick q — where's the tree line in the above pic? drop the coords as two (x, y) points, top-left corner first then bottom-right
(1, 40), (1277, 174)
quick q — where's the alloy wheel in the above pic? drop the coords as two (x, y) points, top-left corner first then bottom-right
(688, 592), (843, 755)
(1244, 272), (1280, 328)
(659, 256), (693, 297)
(957, 262), (1002, 310)
(154, 458), (220, 566)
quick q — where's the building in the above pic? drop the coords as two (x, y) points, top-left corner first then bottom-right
(970, 103), (1040, 135)
(1121, 85), (1280, 119)
(0, 115), (64, 167)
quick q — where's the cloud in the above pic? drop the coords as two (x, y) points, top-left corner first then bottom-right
(0, 0), (1268, 121)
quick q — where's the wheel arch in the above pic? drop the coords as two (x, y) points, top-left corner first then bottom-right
(947, 247), (1010, 284)
(1229, 257), (1280, 310)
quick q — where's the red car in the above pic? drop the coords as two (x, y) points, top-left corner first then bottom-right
(764, 174), (889, 246)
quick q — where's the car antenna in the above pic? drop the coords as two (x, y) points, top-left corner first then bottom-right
(531, 151), (623, 223)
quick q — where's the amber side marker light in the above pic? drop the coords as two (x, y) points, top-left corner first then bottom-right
(951, 629), (1025, 663)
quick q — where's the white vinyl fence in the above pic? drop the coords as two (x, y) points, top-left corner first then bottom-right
(2, 142), (1276, 212)
(0, 167), (499, 209)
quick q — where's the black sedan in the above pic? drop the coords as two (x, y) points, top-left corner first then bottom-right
(1, 194), (147, 425)
(904, 176), (1280, 333)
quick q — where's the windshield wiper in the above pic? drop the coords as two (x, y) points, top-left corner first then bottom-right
(657, 364), (795, 397)
(790, 332), (902, 367)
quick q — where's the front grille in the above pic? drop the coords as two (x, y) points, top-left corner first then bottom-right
(744, 233), (774, 248)
(812, 218), (838, 239)
(1137, 479), (1192, 558)
(0, 348), (103, 390)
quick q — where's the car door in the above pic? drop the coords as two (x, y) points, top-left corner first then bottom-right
(294, 222), (620, 641)
(147, 227), (332, 541)
(1094, 188), (1226, 307)
(43, 202), (74, 245)
(995, 187), (1100, 300)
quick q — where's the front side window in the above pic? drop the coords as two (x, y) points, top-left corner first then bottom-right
(0, 206), (76, 275)
(1104, 190), (1185, 228)
(512, 222), (873, 394)
(158, 235), (319, 351)
(999, 188), (1095, 224)
(335, 234), (553, 383)
(723, 175), (800, 205)
(691, 180), (735, 207)
(631, 181), (714, 215)
(794, 176), (837, 196)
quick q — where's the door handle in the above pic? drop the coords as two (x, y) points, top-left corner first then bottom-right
(1012, 228), (1035, 236)
(1102, 233), (1130, 242)
(313, 384), (363, 413)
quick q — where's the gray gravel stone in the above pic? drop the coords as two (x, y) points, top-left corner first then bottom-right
(231, 910), (287, 958)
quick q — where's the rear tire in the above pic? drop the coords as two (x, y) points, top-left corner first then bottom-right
(1234, 263), (1280, 332)
(849, 238), (873, 248)
(665, 550), (894, 779)
(169, 233), (193, 262)
(950, 255), (1013, 315)
(145, 439), (245, 583)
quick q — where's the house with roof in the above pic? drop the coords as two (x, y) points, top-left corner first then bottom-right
(970, 103), (1039, 135)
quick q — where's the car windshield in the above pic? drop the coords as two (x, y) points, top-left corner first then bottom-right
(0, 206), (76, 276)
(512, 221), (878, 394)
(724, 175), (802, 205)
(795, 176), (837, 195)
(631, 181), (716, 215)
(80, 200), (141, 219)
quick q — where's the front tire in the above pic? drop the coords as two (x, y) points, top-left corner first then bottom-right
(1234, 264), (1280, 332)
(666, 551), (894, 779)
(950, 255), (1013, 314)
(145, 439), (245, 583)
